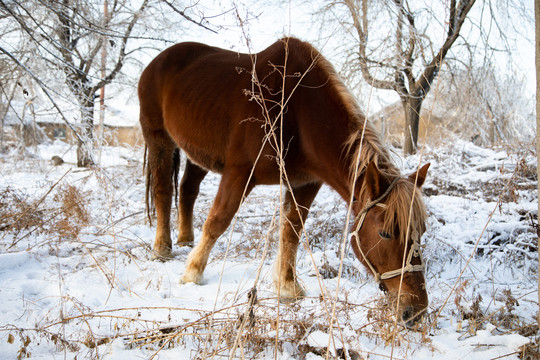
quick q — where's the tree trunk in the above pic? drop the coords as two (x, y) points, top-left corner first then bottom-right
(0, 86), (4, 152)
(76, 94), (95, 167)
(535, 0), (540, 330)
(402, 96), (422, 155)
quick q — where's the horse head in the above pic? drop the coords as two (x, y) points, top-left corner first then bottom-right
(351, 161), (430, 326)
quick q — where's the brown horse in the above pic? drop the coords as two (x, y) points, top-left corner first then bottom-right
(138, 37), (430, 324)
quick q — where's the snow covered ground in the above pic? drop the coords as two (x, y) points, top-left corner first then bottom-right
(0, 139), (537, 359)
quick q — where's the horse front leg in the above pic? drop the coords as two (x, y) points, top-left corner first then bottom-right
(180, 166), (253, 285)
(275, 182), (321, 302)
(177, 159), (208, 246)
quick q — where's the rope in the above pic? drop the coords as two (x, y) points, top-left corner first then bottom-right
(351, 177), (424, 283)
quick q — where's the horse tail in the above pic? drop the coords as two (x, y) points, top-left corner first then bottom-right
(143, 146), (181, 227)
(172, 147), (181, 206)
(143, 145), (153, 226)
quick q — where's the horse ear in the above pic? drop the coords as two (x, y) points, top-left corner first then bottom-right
(408, 163), (430, 187)
(365, 161), (390, 198)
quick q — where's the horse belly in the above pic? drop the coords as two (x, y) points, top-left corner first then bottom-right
(164, 113), (228, 173)
(181, 142), (226, 173)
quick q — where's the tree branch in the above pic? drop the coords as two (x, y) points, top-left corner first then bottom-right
(393, 0), (409, 97)
(162, 0), (218, 34)
(0, 45), (84, 143)
(344, 0), (395, 91)
(93, 0), (149, 92)
(416, 0), (476, 96)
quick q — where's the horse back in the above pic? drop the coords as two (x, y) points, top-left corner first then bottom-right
(138, 38), (342, 184)
(139, 43), (244, 170)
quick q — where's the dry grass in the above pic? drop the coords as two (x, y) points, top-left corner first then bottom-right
(1, 148), (538, 359)
(51, 184), (90, 239)
(0, 187), (46, 233)
(0, 111), (537, 359)
(114, 290), (402, 359)
(0, 172), (90, 251)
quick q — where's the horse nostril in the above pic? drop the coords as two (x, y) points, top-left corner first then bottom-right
(402, 307), (413, 321)
(401, 306), (422, 328)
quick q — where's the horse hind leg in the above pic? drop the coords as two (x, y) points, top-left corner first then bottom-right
(144, 129), (177, 260)
(275, 182), (321, 302)
(177, 159), (208, 246)
(180, 165), (253, 285)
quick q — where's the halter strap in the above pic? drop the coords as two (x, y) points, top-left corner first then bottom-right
(351, 177), (425, 283)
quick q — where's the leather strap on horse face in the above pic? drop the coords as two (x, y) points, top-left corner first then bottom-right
(351, 177), (425, 284)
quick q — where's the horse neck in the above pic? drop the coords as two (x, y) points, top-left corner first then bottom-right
(306, 124), (398, 205)
(290, 55), (398, 204)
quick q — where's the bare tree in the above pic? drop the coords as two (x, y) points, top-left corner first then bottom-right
(0, 0), (153, 166)
(431, 65), (534, 145)
(322, 0), (476, 154)
(0, 0), (225, 166)
(0, 60), (20, 151)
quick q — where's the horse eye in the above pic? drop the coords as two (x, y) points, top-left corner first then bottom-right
(378, 231), (392, 240)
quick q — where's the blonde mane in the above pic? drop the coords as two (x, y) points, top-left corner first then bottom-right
(369, 178), (427, 244)
(312, 47), (426, 243)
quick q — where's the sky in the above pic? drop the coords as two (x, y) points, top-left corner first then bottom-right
(141, 0), (535, 113)
(14, 0), (531, 128)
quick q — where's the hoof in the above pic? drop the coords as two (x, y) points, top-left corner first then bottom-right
(176, 240), (194, 248)
(176, 233), (194, 247)
(279, 295), (302, 304)
(179, 268), (204, 285)
(275, 281), (306, 303)
(151, 248), (172, 261)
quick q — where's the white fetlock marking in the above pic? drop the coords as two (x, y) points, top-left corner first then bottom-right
(180, 266), (204, 285)
(273, 261), (305, 301)
(275, 280), (305, 301)
(179, 244), (208, 285)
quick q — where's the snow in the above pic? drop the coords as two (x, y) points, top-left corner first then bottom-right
(0, 138), (537, 359)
